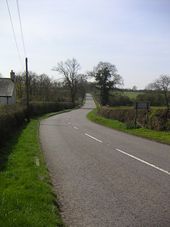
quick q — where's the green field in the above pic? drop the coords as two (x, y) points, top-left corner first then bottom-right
(94, 90), (144, 102)
(122, 91), (143, 99)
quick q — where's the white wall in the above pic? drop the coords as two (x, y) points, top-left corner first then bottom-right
(0, 97), (8, 105)
(0, 94), (16, 105)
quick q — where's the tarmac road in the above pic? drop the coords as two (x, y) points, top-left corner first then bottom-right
(40, 94), (170, 227)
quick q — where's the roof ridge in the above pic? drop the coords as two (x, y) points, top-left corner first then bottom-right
(0, 77), (11, 79)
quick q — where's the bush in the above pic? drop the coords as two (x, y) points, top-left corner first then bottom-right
(126, 121), (141, 129)
(98, 107), (135, 122)
(165, 120), (170, 131)
(0, 102), (74, 147)
(29, 102), (74, 116)
(109, 94), (133, 106)
(148, 109), (170, 131)
(0, 105), (26, 146)
(136, 92), (166, 106)
(98, 107), (170, 131)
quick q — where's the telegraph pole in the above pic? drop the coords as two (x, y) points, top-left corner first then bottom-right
(25, 57), (30, 121)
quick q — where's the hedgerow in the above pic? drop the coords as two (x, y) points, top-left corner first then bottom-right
(29, 102), (74, 116)
(98, 107), (170, 131)
(0, 102), (74, 147)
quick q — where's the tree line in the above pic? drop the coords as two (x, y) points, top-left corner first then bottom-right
(14, 63), (87, 104)
(15, 72), (70, 102)
(1, 58), (170, 109)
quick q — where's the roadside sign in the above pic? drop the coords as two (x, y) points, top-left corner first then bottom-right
(135, 102), (150, 110)
(134, 102), (150, 128)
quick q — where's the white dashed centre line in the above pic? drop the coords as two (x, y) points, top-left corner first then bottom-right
(115, 148), (170, 176)
(85, 133), (103, 143)
(73, 126), (79, 130)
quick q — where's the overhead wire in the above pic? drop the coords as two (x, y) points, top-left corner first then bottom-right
(5, 0), (23, 68)
(16, 0), (27, 57)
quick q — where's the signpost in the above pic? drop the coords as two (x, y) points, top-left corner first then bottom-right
(25, 57), (30, 122)
(135, 102), (150, 110)
(134, 102), (150, 127)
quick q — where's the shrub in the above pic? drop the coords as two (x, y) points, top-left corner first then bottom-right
(148, 109), (170, 131)
(29, 102), (74, 116)
(98, 107), (170, 131)
(126, 121), (141, 129)
(165, 120), (170, 131)
(0, 105), (26, 146)
(109, 94), (133, 106)
(136, 92), (166, 106)
(0, 102), (74, 147)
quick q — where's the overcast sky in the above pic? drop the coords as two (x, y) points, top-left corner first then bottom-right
(0, 0), (170, 88)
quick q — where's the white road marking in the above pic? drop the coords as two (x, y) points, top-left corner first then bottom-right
(85, 133), (103, 143)
(35, 157), (40, 167)
(115, 148), (170, 176)
(73, 126), (79, 130)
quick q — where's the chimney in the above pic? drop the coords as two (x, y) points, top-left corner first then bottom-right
(10, 70), (15, 82)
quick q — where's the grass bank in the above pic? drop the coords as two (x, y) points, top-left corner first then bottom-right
(87, 109), (170, 145)
(0, 116), (64, 227)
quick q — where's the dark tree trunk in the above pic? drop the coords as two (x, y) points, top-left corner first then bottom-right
(100, 87), (109, 106)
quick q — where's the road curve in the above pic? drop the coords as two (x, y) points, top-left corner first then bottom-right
(40, 94), (170, 227)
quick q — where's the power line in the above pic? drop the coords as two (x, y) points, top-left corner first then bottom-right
(5, 0), (23, 68)
(16, 0), (27, 57)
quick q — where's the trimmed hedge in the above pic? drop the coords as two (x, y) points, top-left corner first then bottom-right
(29, 102), (74, 116)
(109, 94), (133, 106)
(0, 102), (74, 146)
(98, 107), (170, 131)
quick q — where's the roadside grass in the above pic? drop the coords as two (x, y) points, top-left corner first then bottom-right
(0, 117), (64, 227)
(87, 109), (170, 145)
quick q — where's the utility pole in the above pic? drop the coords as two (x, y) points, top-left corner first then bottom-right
(25, 57), (30, 121)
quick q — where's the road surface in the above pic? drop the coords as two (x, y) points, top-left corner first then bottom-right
(40, 94), (170, 227)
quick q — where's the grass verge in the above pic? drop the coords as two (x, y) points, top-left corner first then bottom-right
(87, 109), (170, 145)
(0, 117), (64, 227)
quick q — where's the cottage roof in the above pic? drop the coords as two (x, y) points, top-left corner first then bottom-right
(0, 78), (15, 97)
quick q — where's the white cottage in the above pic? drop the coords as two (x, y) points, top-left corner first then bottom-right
(0, 71), (16, 105)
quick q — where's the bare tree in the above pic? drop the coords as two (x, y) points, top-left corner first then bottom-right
(147, 75), (170, 110)
(15, 71), (73, 102)
(53, 58), (81, 104)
